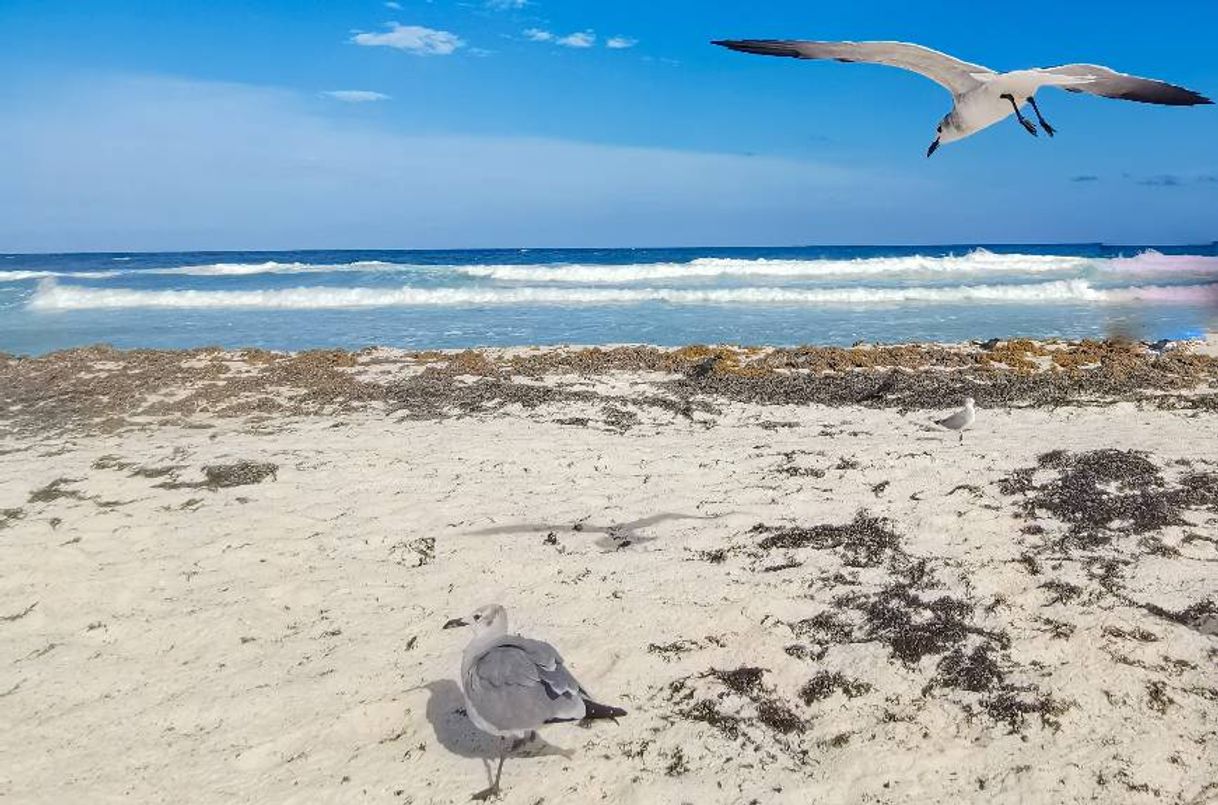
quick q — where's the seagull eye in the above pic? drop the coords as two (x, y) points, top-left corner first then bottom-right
(473, 613), (482, 621)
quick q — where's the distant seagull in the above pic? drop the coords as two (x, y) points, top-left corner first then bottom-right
(934, 396), (975, 442)
(712, 40), (1212, 156)
(444, 604), (626, 800)
(1147, 338), (1179, 358)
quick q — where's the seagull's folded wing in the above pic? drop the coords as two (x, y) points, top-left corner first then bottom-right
(935, 409), (970, 430)
(712, 39), (994, 95)
(464, 638), (587, 732)
(1040, 64), (1212, 105)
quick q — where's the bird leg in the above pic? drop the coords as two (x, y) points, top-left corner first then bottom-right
(1026, 96), (1056, 137)
(470, 741), (509, 801)
(469, 735), (535, 801)
(1000, 93), (1038, 136)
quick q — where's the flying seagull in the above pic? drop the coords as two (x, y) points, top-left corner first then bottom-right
(934, 396), (976, 443)
(444, 604), (626, 800)
(711, 40), (1212, 155)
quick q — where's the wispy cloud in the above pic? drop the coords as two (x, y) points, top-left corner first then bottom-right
(1070, 175), (1099, 183)
(1138, 174), (1183, 187)
(323, 90), (391, 103)
(606, 36), (637, 50)
(524, 28), (597, 48)
(486, 0), (528, 8)
(1122, 172), (1218, 188)
(352, 23), (464, 55)
(384, 1), (401, 8)
(556, 31), (595, 48)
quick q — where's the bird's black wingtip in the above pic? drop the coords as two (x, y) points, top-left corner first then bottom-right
(582, 699), (628, 720)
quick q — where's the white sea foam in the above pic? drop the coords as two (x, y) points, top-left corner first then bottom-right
(453, 250), (1218, 283)
(0, 270), (124, 282)
(1102, 250), (1218, 275)
(142, 260), (404, 276)
(5, 250), (1214, 284)
(28, 279), (1218, 311)
(454, 251), (1101, 283)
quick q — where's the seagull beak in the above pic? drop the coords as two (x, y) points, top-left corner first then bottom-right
(442, 617), (468, 630)
(926, 138), (941, 158)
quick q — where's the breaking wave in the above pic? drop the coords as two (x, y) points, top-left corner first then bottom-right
(455, 251), (1095, 283)
(28, 279), (1218, 311)
(142, 260), (403, 276)
(0, 270), (124, 282)
(4, 250), (1216, 284)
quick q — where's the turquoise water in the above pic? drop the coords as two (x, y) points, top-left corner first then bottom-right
(2, 245), (1215, 355)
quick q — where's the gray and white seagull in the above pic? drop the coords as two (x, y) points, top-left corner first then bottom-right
(934, 396), (976, 443)
(712, 39), (1212, 155)
(443, 604), (626, 800)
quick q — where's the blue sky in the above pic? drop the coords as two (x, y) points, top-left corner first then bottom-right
(2, 0), (1216, 251)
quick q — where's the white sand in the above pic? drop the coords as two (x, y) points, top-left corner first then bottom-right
(2, 364), (1216, 804)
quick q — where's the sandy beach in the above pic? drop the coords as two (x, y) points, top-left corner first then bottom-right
(2, 339), (1216, 804)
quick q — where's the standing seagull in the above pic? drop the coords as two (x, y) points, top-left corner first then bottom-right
(934, 396), (976, 443)
(712, 40), (1211, 155)
(444, 604), (627, 800)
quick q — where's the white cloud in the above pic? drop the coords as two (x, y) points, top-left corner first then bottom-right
(351, 23), (464, 56)
(384, 1), (401, 8)
(524, 29), (597, 49)
(323, 90), (391, 103)
(486, 0), (528, 8)
(556, 31), (595, 48)
(606, 36), (637, 49)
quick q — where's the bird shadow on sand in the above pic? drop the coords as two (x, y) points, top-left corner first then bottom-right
(469, 512), (721, 551)
(420, 679), (572, 763)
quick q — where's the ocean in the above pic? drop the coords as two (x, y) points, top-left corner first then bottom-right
(2, 245), (1216, 355)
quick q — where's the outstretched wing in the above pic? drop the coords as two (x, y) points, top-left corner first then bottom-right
(1039, 64), (1212, 106)
(712, 39), (994, 96)
(463, 637), (588, 733)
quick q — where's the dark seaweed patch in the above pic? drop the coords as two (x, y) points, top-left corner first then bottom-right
(756, 700), (804, 734)
(753, 512), (901, 568)
(0, 508), (24, 530)
(1037, 617), (1076, 639)
(1102, 625), (1159, 643)
(710, 667), (767, 697)
(648, 639), (701, 662)
(843, 582), (991, 666)
(28, 478), (86, 504)
(788, 611), (855, 643)
(1040, 580), (1083, 605)
(671, 667), (807, 743)
(1146, 680), (1174, 714)
(1001, 450), (1216, 552)
(664, 747), (688, 776)
(798, 671), (873, 704)
(981, 689), (1070, 733)
(155, 460), (279, 491)
(204, 461), (278, 488)
(935, 646), (1004, 693)
(1133, 598), (1217, 635)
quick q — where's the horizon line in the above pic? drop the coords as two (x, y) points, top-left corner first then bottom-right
(4, 241), (1218, 258)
